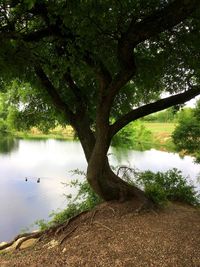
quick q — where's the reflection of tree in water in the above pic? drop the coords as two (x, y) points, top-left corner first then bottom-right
(0, 136), (19, 154)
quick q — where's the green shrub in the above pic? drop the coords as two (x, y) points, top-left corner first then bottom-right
(135, 168), (200, 206)
(35, 219), (50, 231)
(35, 170), (102, 230)
(35, 168), (199, 231)
(145, 183), (168, 207)
(0, 119), (8, 133)
(49, 203), (80, 225)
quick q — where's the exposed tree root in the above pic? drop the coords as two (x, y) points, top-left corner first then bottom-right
(55, 210), (89, 235)
(0, 232), (44, 251)
(90, 210), (98, 225)
(59, 226), (78, 245)
(0, 198), (155, 252)
(0, 209), (90, 251)
(15, 232), (42, 250)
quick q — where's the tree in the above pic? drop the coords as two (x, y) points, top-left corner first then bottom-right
(0, 0), (200, 202)
(173, 100), (200, 162)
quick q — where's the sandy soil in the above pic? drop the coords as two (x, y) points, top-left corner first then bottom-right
(0, 201), (200, 267)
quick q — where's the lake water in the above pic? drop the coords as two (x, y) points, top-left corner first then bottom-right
(0, 138), (199, 242)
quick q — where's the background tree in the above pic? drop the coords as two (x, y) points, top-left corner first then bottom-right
(173, 100), (200, 162)
(0, 0), (200, 202)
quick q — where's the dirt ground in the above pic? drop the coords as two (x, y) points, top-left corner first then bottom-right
(0, 201), (200, 267)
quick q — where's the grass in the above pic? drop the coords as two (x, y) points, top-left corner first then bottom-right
(143, 122), (176, 134)
(13, 122), (177, 152)
(14, 126), (75, 140)
(141, 122), (176, 151)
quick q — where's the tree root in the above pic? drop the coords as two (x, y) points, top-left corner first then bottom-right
(90, 210), (98, 225)
(59, 226), (78, 245)
(0, 209), (90, 251)
(93, 221), (113, 232)
(0, 232), (44, 251)
(15, 232), (42, 250)
(55, 210), (89, 235)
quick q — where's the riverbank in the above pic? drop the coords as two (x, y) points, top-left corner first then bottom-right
(0, 201), (200, 267)
(14, 125), (75, 140)
(13, 122), (176, 151)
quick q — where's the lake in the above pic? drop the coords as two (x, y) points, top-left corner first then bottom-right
(0, 137), (199, 242)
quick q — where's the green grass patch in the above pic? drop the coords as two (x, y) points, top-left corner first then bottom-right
(141, 122), (176, 151)
(143, 122), (176, 134)
(14, 126), (75, 141)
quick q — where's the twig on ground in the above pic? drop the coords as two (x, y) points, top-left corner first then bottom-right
(94, 221), (113, 232)
(59, 226), (78, 245)
(90, 210), (98, 225)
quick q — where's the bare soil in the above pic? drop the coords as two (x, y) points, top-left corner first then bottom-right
(0, 201), (200, 267)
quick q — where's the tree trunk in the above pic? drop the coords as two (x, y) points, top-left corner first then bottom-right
(88, 157), (149, 202)
(74, 117), (150, 204)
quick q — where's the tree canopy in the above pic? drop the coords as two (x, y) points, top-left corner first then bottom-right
(1, 0), (200, 201)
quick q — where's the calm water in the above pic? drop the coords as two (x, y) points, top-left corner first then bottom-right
(0, 138), (199, 242)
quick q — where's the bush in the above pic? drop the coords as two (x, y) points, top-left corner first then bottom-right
(135, 168), (200, 206)
(35, 167), (199, 231)
(145, 183), (168, 207)
(172, 102), (200, 162)
(0, 119), (9, 133)
(112, 121), (153, 149)
(35, 170), (102, 230)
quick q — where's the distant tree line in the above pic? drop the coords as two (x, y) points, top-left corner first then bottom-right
(142, 105), (193, 123)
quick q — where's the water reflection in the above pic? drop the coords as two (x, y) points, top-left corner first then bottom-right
(0, 138), (199, 242)
(0, 136), (19, 154)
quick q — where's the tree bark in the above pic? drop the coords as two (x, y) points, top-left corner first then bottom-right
(74, 120), (149, 203)
(86, 140), (148, 202)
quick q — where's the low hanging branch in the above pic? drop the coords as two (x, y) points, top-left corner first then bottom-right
(110, 85), (200, 137)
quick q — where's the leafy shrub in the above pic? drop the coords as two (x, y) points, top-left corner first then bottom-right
(35, 167), (199, 231)
(172, 101), (200, 163)
(135, 168), (200, 206)
(35, 170), (102, 230)
(49, 203), (80, 225)
(49, 177), (102, 226)
(112, 121), (153, 149)
(0, 119), (8, 133)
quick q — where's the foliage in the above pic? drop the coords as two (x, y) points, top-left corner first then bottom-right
(0, 119), (8, 133)
(136, 168), (200, 206)
(144, 183), (168, 207)
(36, 170), (102, 230)
(118, 167), (200, 207)
(1, 1), (200, 200)
(172, 101), (200, 162)
(143, 107), (180, 123)
(0, 136), (18, 154)
(34, 167), (199, 231)
(112, 121), (153, 148)
(0, 1), (199, 132)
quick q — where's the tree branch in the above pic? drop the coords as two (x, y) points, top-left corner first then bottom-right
(63, 69), (87, 117)
(83, 51), (112, 94)
(34, 65), (74, 120)
(63, 69), (82, 102)
(110, 86), (200, 138)
(104, 0), (200, 124)
(118, 0), (200, 68)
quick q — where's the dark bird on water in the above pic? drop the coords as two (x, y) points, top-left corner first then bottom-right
(37, 178), (40, 183)
(25, 177), (28, 182)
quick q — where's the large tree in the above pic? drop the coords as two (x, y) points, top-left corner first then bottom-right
(0, 0), (200, 202)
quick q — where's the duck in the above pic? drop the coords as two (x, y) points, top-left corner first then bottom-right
(37, 178), (40, 183)
(25, 177), (28, 182)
